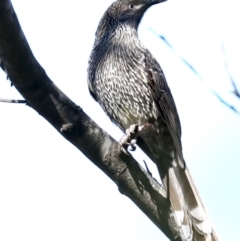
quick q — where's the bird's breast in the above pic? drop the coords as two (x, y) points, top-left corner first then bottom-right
(93, 45), (158, 131)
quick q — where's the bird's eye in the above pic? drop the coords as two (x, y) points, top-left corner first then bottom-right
(129, 4), (134, 9)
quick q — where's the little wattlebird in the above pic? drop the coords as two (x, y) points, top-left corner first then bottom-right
(87, 0), (218, 240)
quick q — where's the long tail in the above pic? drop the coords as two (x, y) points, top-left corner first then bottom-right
(160, 163), (219, 241)
(137, 136), (219, 240)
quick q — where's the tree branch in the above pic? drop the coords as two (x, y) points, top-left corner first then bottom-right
(0, 0), (182, 240)
(0, 98), (26, 103)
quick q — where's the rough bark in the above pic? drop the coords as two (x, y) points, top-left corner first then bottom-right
(0, 0), (184, 240)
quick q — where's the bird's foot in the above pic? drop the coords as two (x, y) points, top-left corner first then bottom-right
(119, 123), (150, 155)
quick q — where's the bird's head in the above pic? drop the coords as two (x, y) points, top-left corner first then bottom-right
(108, 0), (166, 21)
(96, 0), (166, 39)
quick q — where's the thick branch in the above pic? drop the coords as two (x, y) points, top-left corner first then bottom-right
(0, 1), (182, 240)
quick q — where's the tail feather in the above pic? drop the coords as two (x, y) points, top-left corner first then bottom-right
(180, 212), (192, 240)
(193, 228), (218, 241)
(157, 161), (217, 241)
(193, 228), (210, 241)
(193, 218), (212, 235)
(136, 134), (218, 240)
(174, 167), (207, 222)
(166, 168), (192, 240)
(168, 168), (185, 224)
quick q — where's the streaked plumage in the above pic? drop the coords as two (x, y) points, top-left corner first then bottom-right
(87, 0), (218, 240)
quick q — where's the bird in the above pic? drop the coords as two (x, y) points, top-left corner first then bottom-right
(87, 0), (218, 240)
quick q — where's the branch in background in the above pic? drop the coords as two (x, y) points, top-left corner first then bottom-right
(0, 1), (182, 240)
(211, 90), (238, 114)
(221, 43), (240, 99)
(0, 98), (26, 103)
(149, 28), (239, 115)
(149, 28), (203, 80)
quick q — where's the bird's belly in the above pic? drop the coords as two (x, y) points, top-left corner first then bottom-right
(95, 76), (158, 131)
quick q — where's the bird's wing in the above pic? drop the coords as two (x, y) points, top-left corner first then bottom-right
(142, 50), (218, 241)
(143, 50), (184, 167)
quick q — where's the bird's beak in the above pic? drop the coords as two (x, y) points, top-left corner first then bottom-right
(147, 0), (167, 4)
(148, 0), (167, 4)
(144, 0), (167, 7)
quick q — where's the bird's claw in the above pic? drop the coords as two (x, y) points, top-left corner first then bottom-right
(119, 123), (150, 154)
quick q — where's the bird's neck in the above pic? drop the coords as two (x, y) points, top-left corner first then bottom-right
(108, 23), (147, 54)
(95, 19), (140, 45)
(88, 23), (145, 83)
(92, 23), (145, 61)
(113, 23), (139, 42)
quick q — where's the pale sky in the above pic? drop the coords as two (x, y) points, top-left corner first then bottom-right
(0, 0), (240, 241)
